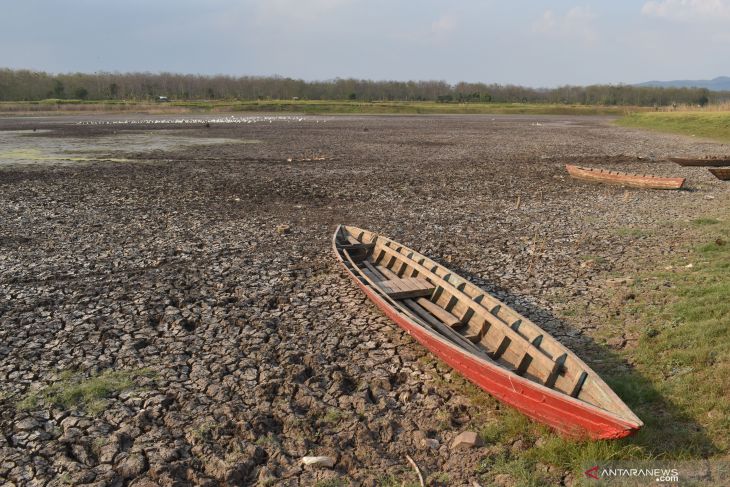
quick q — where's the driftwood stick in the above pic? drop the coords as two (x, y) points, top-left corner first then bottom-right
(406, 454), (425, 487)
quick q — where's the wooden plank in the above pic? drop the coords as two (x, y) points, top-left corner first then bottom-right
(342, 243), (491, 361)
(382, 243), (586, 393)
(362, 260), (386, 280)
(412, 255), (558, 358)
(375, 265), (436, 293)
(400, 277), (434, 292)
(340, 248), (490, 363)
(379, 279), (435, 299)
(415, 297), (462, 328)
(516, 353), (533, 376)
(381, 261), (492, 347)
(361, 267), (380, 283)
(340, 242), (375, 251)
(492, 336), (511, 360)
(375, 242), (562, 384)
(375, 263), (400, 280)
(402, 298), (492, 361)
(340, 247), (492, 362)
(377, 258), (565, 387)
(360, 241), (581, 395)
(371, 262), (435, 298)
(384, 244), (558, 352)
(570, 371), (589, 398)
(545, 353), (567, 388)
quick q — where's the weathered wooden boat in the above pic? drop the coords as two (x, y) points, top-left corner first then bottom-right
(708, 168), (730, 180)
(670, 157), (730, 167)
(565, 164), (685, 190)
(333, 225), (643, 439)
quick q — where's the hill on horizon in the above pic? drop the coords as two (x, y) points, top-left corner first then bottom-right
(635, 76), (730, 91)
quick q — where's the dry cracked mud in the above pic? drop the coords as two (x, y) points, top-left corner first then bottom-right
(1, 114), (728, 486)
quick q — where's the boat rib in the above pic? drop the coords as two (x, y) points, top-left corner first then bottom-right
(565, 164), (685, 189)
(333, 225), (643, 439)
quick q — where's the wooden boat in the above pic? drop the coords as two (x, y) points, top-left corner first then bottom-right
(565, 164), (685, 190)
(333, 225), (643, 439)
(670, 157), (730, 167)
(708, 168), (730, 180)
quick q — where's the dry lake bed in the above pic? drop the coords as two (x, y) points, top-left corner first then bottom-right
(1, 114), (728, 486)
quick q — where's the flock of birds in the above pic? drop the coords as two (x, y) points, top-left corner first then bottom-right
(76, 115), (329, 126)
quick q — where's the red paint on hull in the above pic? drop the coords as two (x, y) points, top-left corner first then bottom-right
(335, 254), (641, 440)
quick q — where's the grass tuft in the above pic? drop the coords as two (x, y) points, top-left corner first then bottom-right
(692, 218), (721, 226)
(322, 407), (345, 424)
(615, 226), (650, 238)
(17, 368), (155, 415)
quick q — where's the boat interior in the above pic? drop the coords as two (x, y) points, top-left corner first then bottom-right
(335, 225), (640, 421)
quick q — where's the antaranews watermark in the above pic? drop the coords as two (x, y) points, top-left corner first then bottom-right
(582, 460), (729, 485)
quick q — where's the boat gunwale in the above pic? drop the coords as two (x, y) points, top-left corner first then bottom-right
(333, 224), (643, 432)
(669, 157), (730, 167)
(565, 164), (685, 188)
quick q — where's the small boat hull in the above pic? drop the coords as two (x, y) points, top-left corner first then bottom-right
(670, 157), (730, 167)
(709, 168), (730, 180)
(333, 226), (643, 439)
(566, 164), (685, 190)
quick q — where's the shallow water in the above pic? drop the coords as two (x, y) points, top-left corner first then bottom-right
(0, 130), (259, 166)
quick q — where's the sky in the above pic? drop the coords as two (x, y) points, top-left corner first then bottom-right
(1, 0), (729, 87)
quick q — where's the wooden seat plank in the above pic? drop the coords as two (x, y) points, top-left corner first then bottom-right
(374, 243), (565, 384)
(378, 277), (435, 299)
(415, 297), (462, 328)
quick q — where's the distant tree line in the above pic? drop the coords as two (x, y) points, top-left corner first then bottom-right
(0, 68), (726, 106)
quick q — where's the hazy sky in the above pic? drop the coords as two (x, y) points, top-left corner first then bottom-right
(1, 0), (729, 86)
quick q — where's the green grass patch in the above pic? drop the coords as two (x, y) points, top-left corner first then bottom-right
(18, 368), (155, 415)
(692, 217), (721, 226)
(254, 433), (281, 449)
(617, 111), (730, 142)
(0, 99), (646, 116)
(580, 254), (608, 265)
(464, 209), (730, 483)
(322, 407), (345, 424)
(615, 226), (651, 238)
(221, 100), (636, 116)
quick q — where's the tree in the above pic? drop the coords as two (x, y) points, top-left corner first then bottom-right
(52, 79), (65, 98)
(0, 68), (728, 106)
